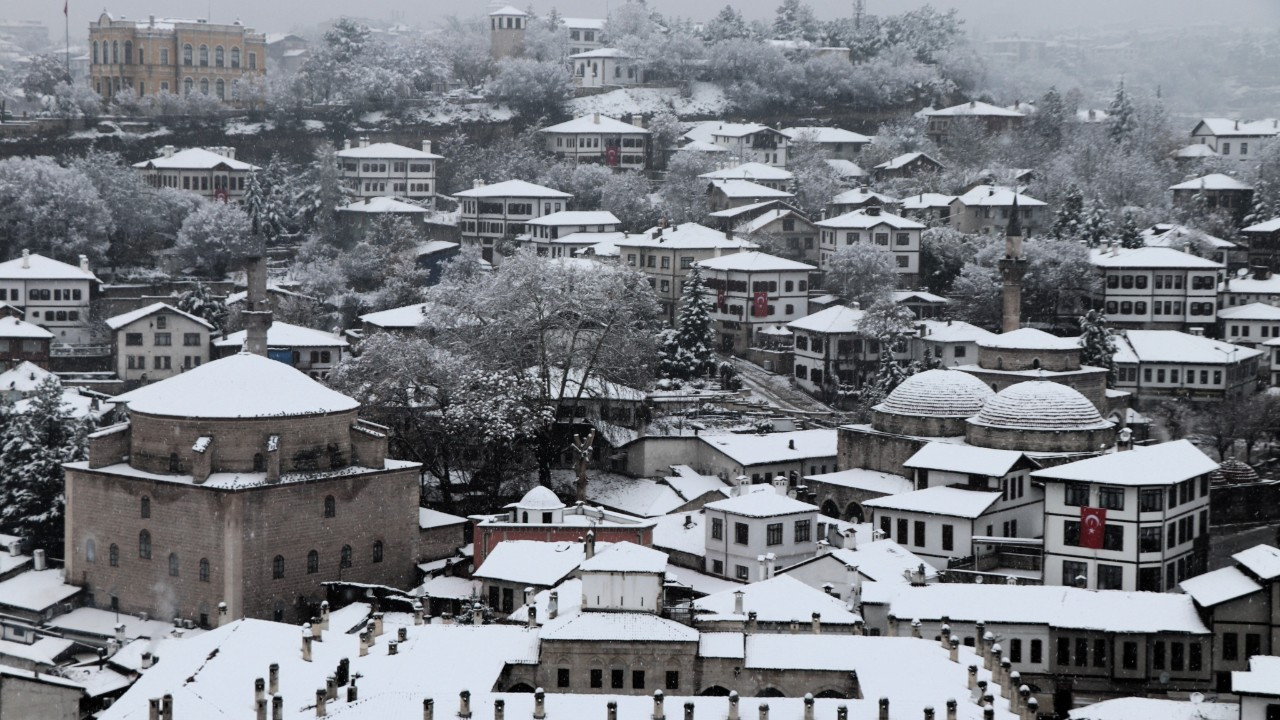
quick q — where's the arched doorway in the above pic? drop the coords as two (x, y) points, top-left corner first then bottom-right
(815, 689), (847, 699)
(506, 683), (536, 693)
(820, 500), (840, 519)
(699, 686), (732, 696)
(843, 502), (864, 523)
(756, 688), (785, 698)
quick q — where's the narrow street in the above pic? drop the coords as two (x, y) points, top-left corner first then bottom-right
(730, 356), (838, 417)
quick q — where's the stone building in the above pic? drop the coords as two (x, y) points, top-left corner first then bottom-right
(955, 327), (1110, 412)
(489, 6), (527, 59)
(88, 12), (265, 102)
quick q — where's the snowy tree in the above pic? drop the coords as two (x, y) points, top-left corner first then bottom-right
(537, 162), (613, 212)
(702, 6), (754, 43)
(878, 5), (965, 64)
(659, 266), (717, 380)
(0, 156), (111, 263)
(788, 135), (844, 217)
(1078, 310), (1118, 387)
(1117, 210), (1144, 249)
(1106, 79), (1136, 146)
(919, 227), (983, 295)
(1050, 184), (1085, 240)
(521, 13), (569, 63)
(823, 242), (899, 309)
(600, 172), (660, 231)
(443, 368), (552, 500)
(441, 17), (493, 89)
(1023, 238), (1100, 326)
(1080, 200), (1114, 248)
(0, 378), (92, 554)
(174, 201), (260, 278)
(20, 54), (70, 99)
(949, 263), (1002, 329)
(51, 82), (102, 118)
(658, 151), (718, 224)
(174, 283), (228, 331)
(297, 147), (347, 239)
(772, 0), (822, 42)
(646, 110), (684, 171)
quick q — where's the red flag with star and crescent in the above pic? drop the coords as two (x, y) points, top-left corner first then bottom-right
(1080, 506), (1106, 549)
(752, 291), (769, 317)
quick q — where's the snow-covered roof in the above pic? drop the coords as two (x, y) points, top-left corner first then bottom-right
(1118, 330), (1262, 364)
(1033, 439), (1216, 487)
(1195, 117), (1280, 137)
(1179, 565), (1262, 607)
(541, 114), (649, 134)
(704, 490), (818, 518)
(1174, 143), (1219, 158)
(453, 179), (572, 199)
(675, 139), (730, 154)
(514, 485), (566, 510)
(579, 541), (668, 574)
(900, 192), (956, 210)
(1170, 173), (1254, 191)
(1233, 544), (1280, 581)
(1218, 302), (1280, 321)
(526, 366), (645, 402)
(1245, 217), (1280, 234)
(473, 540), (594, 586)
(338, 197), (429, 214)
(863, 486), (1000, 519)
(586, 476), (685, 518)
(489, 5), (529, 15)
(953, 185), (1045, 207)
(697, 251), (814, 273)
(878, 582), (1209, 634)
(825, 159), (866, 177)
(419, 506), (467, 529)
(816, 208), (924, 230)
(562, 17), (606, 30)
(0, 252), (98, 282)
(540, 610), (698, 642)
(0, 361), (55, 394)
(1068, 697), (1236, 720)
(336, 142), (443, 160)
(508, 578), (582, 625)
(978, 327), (1078, 350)
(1089, 246), (1222, 269)
(0, 317), (52, 339)
(799, 540), (937, 584)
(47, 607), (190, 641)
(928, 100), (1024, 118)
(918, 319), (995, 344)
(213, 321), (348, 349)
(706, 200), (780, 219)
(787, 305), (864, 334)
(132, 147), (258, 171)
(831, 187), (897, 205)
(708, 122), (782, 139)
(694, 574), (861, 624)
(904, 443), (1029, 477)
(875, 369), (994, 419)
(0, 635), (72, 665)
(568, 47), (630, 59)
(616, 222), (756, 251)
(970, 381), (1112, 433)
(803, 468), (912, 495)
(104, 302), (214, 331)
(699, 429), (836, 467)
(707, 179), (795, 199)
(737, 208), (805, 235)
(14, 388), (113, 421)
(874, 152), (942, 171)
(111, 352), (360, 419)
(892, 290), (950, 305)
(1235, 655), (1280, 697)
(1140, 223), (1237, 250)
(665, 467), (729, 499)
(779, 126), (872, 144)
(0, 569), (80, 612)
(651, 512), (706, 557)
(699, 631), (744, 658)
(359, 302), (429, 329)
(699, 162), (794, 182)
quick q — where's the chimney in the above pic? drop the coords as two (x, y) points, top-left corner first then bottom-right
(747, 611), (758, 632)
(527, 606), (537, 629)
(867, 205), (881, 216)
(273, 696), (284, 720)
(1025, 698), (1039, 720)
(315, 689), (327, 717)
(733, 590), (744, 615)
(302, 628), (313, 662)
(1118, 427), (1133, 451)
(149, 699), (161, 720)
(836, 707), (847, 720)
(243, 256), (272, 357)
(422, 140), (433, 154)
(162, 695), (173, 720)
(414, 602), (425, 626)
(310, 617), (323, 642)
(269, 664), (279, 695)
(811, 613), (821, 634)
(21, 249), (29, 269)
(548, 591), (559, 620)
(162, 145), (175, 158)
(594, 112), (600, 124)
(878, 698), (889, 720)
(458, 690), (472, 719)
(967, 665), (977, 691)
(424, 698), (434, 720)
(398, 626), (407, 643)
(1236, 120), (1240, 130)
(946, 699), (957, 720)
(534, 689), (547, 719)
(585, 531), (596, 559)
(358, 630), (369, 657)
(924, 708), (934, 720)
(256, 698), (268, 720)
(388, 641), (398, 655)
(79, 254), (90, 274)
(343, 139), (352, 150)
(256, 678), (266, 705)
(359, 137), (369, 148)
(494, 699), (504, 720)
(682, 702), (692, 720)
(949, 638), (960, 663)
(652, 690), (665, 720)
(114, 622), (126, 643)
(983, 709), (994, 720)
(608, 702), (619, 720)
(374, 613), (384, 636)
(911, 619), (922, 639)
(728, 692), (739, 720)
(803, 695), (814, 720)
(759, 704), (769, 720)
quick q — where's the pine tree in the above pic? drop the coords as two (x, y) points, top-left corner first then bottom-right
(1117, 210), (1144, 249)
(175, 282), (228, 331)
(1051, 184), (1085, 240)
(1106, 79), (1136, 146)
(1078, 309), (1118, 388)
(1080, 201), (1114, 248)
(658, 267), (718, 380)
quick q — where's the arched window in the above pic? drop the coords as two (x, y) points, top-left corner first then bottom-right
(141, 496), (151, 518)
(199, 45), (209, 66)
(1032, 358), (1041, 370)
(124, 41), (133, 65)
(183, 78), (193, 95)
(372, 540), (384, 563)
(169, 453), (180, 472)
(215, 46), (224, 67)
(160, 48), (169, 66)
(138, 47), (145, 64)
(109, 544), (119, 567)
(199, 557), (210, 582)
(340, 545), (352, 568)
(168, 552), (179, 577)
(215, 79), (225, 99)
(92, 41), (98, 64)
(324, 496), (335, 518)
(183, 44), (193, 65)
(86, 539), (96, 563)
(521, 511), (529, 523)
(272, 555), (285, 579)
(307, 550), (319, 574)
(200, 78), (209, 95)
(231, 47), (241, 68)
(273, 603), (284, 622)
(139, 531), (151, 559)
(253, 453), (265, 472)
(112, 41), (119, 64)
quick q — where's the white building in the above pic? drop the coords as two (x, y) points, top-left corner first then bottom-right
(213, 321), (349, 379)
(705, 179), (795, 213)
(0, 251), (99, 346)
(899, 193), (956, 226)
(1189, 118), (1279, 164)
(699, 163), (794, 191)
(705, 123), (790, 167)
(541, 114), (650, 169)
(519, 211), (622, 258)
(815, 207), (923, 281)
(1234, 656), (1280, 720)
(777, 126), (870, 161)
(780, 539), (936, 602)
(1090, 246), (1223, 330)
(563, 17), (606, 56)
(578, 541), (667, 613)
(454, 179), (573, 263)
(703, 489), (819, 581)
(949, 185), (1047, 236)
(615, 222), (756, 324)
(1140, 223), (1239, 267)
(925, 101), (1024, 144)
(912, 319), (994, 367)
(698, 251), (815, 354)
(1218, 303), (1280, 346)
(1032, 439), (1215, 592)
(828, 187), (898, 216)
(569, 48), (643, 89)
(788, 304), (865, 396)
(336, 139), (443, 205)
(131, 146), (258, 199)
(104, 303), (213, 384)
(1112, 329), (1262, 401)
(1221, 270), (1280, 309)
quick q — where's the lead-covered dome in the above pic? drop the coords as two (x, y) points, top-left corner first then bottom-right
(970, 381), (1111, 431)
(871, 369), (994, 437)
(515, 485), (566, 510)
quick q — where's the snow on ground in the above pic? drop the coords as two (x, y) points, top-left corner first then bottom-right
(303, 119), (326, 131)
(569, 82), (729, 119)
(224, 120), (276, 135)
(411, 101), (515, 126)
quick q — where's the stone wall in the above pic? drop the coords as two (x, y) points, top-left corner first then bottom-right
(1210, 482), (1280, 525)
(965, 423), (1114, 454)
(959, 367), (1109, 412)
(870, 410), (968, 438)
(836, 426), (929, 478)
(977, 345), (1079, 372)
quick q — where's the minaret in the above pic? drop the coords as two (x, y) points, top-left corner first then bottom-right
(998, 195), (1027, 333)
(243, 255), (272, 357)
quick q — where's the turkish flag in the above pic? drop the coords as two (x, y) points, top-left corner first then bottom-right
(752, 291), (769, 317)
(605, 146), (620, 166)
(1080, 507), (1106, 549)
(716, 288), (726, 308)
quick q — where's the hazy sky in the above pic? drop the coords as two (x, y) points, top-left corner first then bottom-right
(9, 0), (1280, 41)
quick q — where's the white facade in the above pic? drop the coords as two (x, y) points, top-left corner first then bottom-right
(615, 223), (756, 324)
(703, 490), (819, 582)
(131, 146), (257, 200)
(708, 123), (790, 167)
(570, 49), (642, 89)
(105, 303), (213, 384)
(455, 180), (573, 263)
(1092, 247), (1222, 329)
(336, 139), (442, 204)
(541, 114), (649, 169)
(1190, 118), (1279, 165)
(699, 252), (815, 353)
(815, 208), (923, 279)
(0, 251), (98, 346)
(1112, 329), (1262, 401)
(1218, 303), (1280, 346)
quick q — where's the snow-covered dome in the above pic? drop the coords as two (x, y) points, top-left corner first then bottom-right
(970, 381), (1111, 432)
(112, 352), (361, 419)
(876, 369), (994, 419)
(1212, 458), (1259, 485)
(515, 485), (566, 511)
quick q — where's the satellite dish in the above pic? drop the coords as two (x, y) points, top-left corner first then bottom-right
(1159, 671), (1170, 685)
(1189, 692), (1204, 704)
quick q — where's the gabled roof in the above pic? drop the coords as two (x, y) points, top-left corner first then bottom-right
(862, 486), (1001, 519)
(707, 179), (794, 199)
(700, 162), (794, 182)
(928, 100), (1024, 118)
(359, 302), (428, 329)
(539, 610), (698, 642)
(541, 114), (650, 135)
(900, 193), (957, 210)
(917, 319), (994, 344)
(802, 468), (912, 495)
(1192, 117), (1280, 138)
(1233, 544), (1280, 582)
(0, 253), (98, 282)
(874, 152), (943, 171)
(132, 147), (258, 171)
(697, 251), (814, 273)
(104, 302), (214, 331)
(0, 317), (53, 339)
(579, 541), (668, 574)
(781, 540), (935, 584)
(694, 575), (861, 624)
(1118, 330), (1261, 364)
(1179, 565), (1262, 607)
(1244, 217), (1280, 234)
(699, 429), (836, 467)
(338, 197), (429, 214)
(472, 540), (594, 586)
(708, 122), (784, 139)
(831, 188), (897, 205)
(213, 321), (348, 349)
(779, 126), (872, 144)
(704, 491), (818, 518)
(816, 208), (924, 230)
(453, 180), (572, 199)
(1031, 440), (1217, 487)
(904, 443), (1031, 478)
(1174, 143), (1218, 158)
(568, 47), (630, 60)
(489, 5), (528, 15)
(0, 361), (55, 394)
(527, 210), (620, 227)
(787, 305), (864, 334)
(825, 159), (866, 178)
(977, 327), (1077, 350)
(953, 185), (1045, 207)
(892, 290), (949, 305)
(1090, 246), (1223, 269)
(335, 142), (442, 160)
(615, 223), (756, 250)
(1169, 173), (1254, 191)
(1140, 223), (1236, 250)
(1218, 302), (1280, 321)
(562, 17), (606, 30)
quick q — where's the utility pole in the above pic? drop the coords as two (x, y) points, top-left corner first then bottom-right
(853, 0), (865, 29)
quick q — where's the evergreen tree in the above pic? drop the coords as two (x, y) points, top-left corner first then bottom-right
(772, 0), (820, 42)
(0, 378), (93, 555)
(1051, 184), (1085, 239)
(175, 282), (228, 331)
(658, 267), (718, 380)
(1080, 201), (1114, 248)
(1117, 210), (1144, 249)
(1078, 310), (1118, 387)
(1106, 79), (1136, 146)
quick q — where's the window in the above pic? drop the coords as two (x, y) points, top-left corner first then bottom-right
(86, 538), (96, 563)
(231, 47), (241, 68)
(199, 557), (210, 582)
(161, 48), (169, 65)
(590, 670), (603, 688)
(183, 333), (202, 346)
(1064, 483), (1089, 506)
(307, 550), (319, 574)
(125, 332), (143, 346)
(324, 495), (336, 518)
(273, 555), (285, 579)
(794, 520), (811, 542)
(942, 524), (954, 552)
(1030, 639), (1043, 664)
(1094, 486), (1125, 511)
(897, 518), (909, 544)
(1097, 563), (1123, 589)
(711, 517), (723, 540)
(913, 521), (926, 547)
(1190, 642), (1203, 671)
(340, 545), (353, 568)
(1103, 525), (1124, 551)
(1153, 641), (1165, 669)
(1009, 638), (1022, 663)
(734, 522), (749, 545)
(169, 552), (179, 577)
(666, 671), (679, 690)
(1062, 559), (1087, 587)
(1075, 637), (1089, 666)
(557, 669), (570, 688)
(139, 531), (151, 559)
(1140, 488), (1163, 512)
(1056, 638), (1070, 665)
(1123, 641), (1138, 670)
(1171, 642), (1185, 672)
(215, 46), (224, 67)
(200, 78), (209, 95)
(141, 496), (151, 518)
(735, 565), (749, 580)
(109, 543), (119, 567)
(183, 44), (192, 65)
(766, 523), (783, 546)
(1139, 526), (1162, 552)
(372, 540), (384, 563)
(199, 45), (209, 66)
(1248, 633), (1263, 659)
(154, 332), (171, 346)
(1064, 520), (1081, 546)
(1094, 638), (1108, 667)
(632, 670), (645, 689)
(711, 559), (723, 575)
